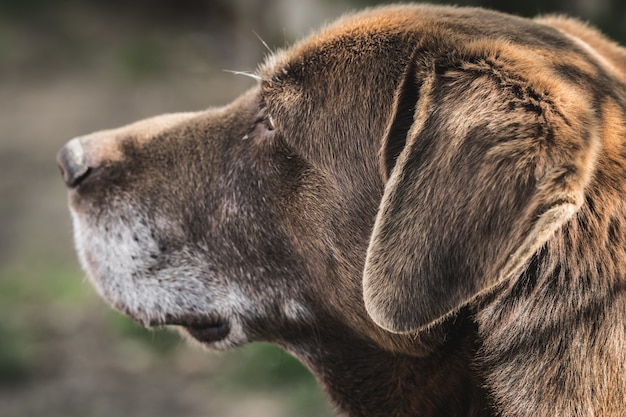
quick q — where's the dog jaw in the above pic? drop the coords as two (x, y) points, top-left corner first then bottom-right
(68, 190), (258, 350)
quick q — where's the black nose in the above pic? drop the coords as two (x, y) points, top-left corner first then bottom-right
(57, 138), (91, 187)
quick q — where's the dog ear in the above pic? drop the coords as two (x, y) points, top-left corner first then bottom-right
(363, 56), (598, 333)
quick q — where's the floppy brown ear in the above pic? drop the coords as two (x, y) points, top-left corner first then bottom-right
(363, 54), (599, 333)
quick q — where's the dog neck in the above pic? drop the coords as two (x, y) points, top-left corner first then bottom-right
(278, 312), (493, 417)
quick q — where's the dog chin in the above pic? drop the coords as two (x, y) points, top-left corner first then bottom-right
(68, 204), (254, 351)
(111, 295), (249, 350)
(157, 311), (250, 351)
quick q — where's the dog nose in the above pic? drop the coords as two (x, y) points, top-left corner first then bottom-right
(57, 138), (91, 188)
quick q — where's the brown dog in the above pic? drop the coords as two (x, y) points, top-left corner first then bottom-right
(57, 4), (626, 417)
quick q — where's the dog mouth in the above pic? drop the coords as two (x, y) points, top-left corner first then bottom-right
(155, 316), (231, 344)
(184, 322), (231, 343)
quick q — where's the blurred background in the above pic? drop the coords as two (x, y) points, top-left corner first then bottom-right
(1, 0), (624, 416)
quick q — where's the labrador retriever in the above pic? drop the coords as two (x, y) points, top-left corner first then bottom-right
(57, 4), (625, 417)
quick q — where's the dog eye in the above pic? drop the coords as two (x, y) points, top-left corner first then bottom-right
(244, 109), (277, 140)
(257, 112), (275, 131)
(265, 115), (276, 131)
(254, 110), (276, 131)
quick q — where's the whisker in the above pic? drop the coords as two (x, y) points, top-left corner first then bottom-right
(252, 29), (273, 54)
(223, 69), (262, 81)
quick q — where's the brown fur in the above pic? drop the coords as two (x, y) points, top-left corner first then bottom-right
(57, 4), (625, 416)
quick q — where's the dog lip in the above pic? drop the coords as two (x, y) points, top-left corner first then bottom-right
(158, 316), (231, 343)
(184, 322), (231, 343)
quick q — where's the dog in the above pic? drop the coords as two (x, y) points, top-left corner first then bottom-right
(57, 4), (626, 416)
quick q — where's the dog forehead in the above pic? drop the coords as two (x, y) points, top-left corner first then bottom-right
(258, 5), (427, 82)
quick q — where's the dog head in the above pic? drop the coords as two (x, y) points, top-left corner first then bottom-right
(57, 5), (606, 354)
(57, 6), (430, 352)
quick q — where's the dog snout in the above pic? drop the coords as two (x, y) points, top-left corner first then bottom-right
(57, 129), (126, 188)
(57, 113), (203, 189)
(57, 138), (92, 188)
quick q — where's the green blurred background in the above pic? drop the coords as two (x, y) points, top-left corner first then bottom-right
(1, 1), (624, 416)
